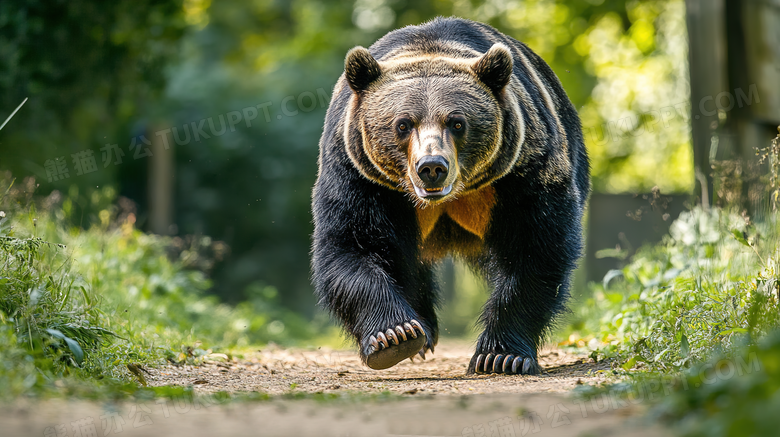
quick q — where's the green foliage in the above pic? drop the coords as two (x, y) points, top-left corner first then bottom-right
(0, 181), (113, 397)
(576, 0), (692, 193)
(0, 234), (109, 367)
(0, 175), (336, 399)
(654, 330), (780, 436)
(566, 128), (780, 435)
(1, 0), (695, 309)
(159, 0), (695, 309)
(572, 207), (779, 371)
(0, 0), (186, 193)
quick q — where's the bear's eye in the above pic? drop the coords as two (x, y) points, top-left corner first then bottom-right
(449, 117), (466, 133)
(396, 120), (411, 135)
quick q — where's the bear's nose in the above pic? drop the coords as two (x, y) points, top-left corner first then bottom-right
(416, 155), (449, 186)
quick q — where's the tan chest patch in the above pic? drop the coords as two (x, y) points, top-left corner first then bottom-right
(416, 185), (497, 240)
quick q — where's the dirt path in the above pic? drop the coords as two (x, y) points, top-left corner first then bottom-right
(4, 341), (673, 437)
(148, 339), (614, 396)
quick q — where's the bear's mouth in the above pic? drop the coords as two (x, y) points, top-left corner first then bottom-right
(413, 184), (453, 199)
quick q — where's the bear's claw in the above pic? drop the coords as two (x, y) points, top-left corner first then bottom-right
(365, 319), (427, 370)
(395, 326), (407, 341)
(377, 332), (389, 348)
(386, 329), (398, 345)
(404, 323), (417, 338)
(473, 353), (539, 375)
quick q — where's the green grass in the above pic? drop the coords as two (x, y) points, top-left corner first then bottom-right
(569, 206), (779, 372)
(0, 174), (339, 400)
(651, 330), (780, 436)
(568, 128), (780, 435)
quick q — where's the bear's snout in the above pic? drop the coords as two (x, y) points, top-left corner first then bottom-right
(416, 155), (449, 186)
(414, 155), (453, 199)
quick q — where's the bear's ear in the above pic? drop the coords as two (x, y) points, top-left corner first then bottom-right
(345, 46), (382, 92)
(472, 43), (513, 94)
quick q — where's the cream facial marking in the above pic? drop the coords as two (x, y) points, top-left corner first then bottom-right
(408, 122), (458, 201)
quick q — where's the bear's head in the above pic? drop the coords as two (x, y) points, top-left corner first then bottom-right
(343, 43), (525, 206)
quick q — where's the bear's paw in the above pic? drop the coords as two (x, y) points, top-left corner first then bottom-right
(470, 353), (540, 375)
(365, 320), (427, 370)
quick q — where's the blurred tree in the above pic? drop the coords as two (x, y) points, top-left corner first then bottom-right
(1, 0), (696, 316)
(0, 0), (186, 222)
(160, 0), (366, 310)
(573, 0), (693, 194)
(687, 0), (780, 215)
(163, 0), (693, 312)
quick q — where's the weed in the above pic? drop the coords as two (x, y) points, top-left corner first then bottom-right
(0, 172), (337, 399)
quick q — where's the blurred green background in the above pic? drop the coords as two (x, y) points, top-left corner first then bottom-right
(1, 0), (695, 333)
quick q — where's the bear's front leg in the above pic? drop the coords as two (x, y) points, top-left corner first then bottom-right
(312, 177), (436, 369)
(467, 262), (559, 375)
(468, 261), (560, 375)
(313, 242), (434, 369)
(467, 176), (584, 375)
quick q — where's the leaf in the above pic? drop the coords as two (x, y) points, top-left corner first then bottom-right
(127, 363), (148, 386)
(717, 327), (748, 336)
(606, 293), (624, 304)
(653, 348), (670, 362)
(621, 355), (638, 370)
(45, 328), (84, 364)
(731, 229), (750, 246)
(680, 333), (690, 357)
(28, 286), (44, 308)
(79, 285), (92, 307)
(603, 269), (624, 290)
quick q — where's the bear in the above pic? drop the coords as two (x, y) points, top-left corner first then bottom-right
(311, 17), (589, 375)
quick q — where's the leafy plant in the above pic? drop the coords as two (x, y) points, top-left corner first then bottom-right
(0, 173), (337, 399)
(572, 205), (779, 371)
(566, 126), (780, 436)
(654, 330), (780, 437)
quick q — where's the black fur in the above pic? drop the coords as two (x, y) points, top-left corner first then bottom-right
(312, 17), (589, 373)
